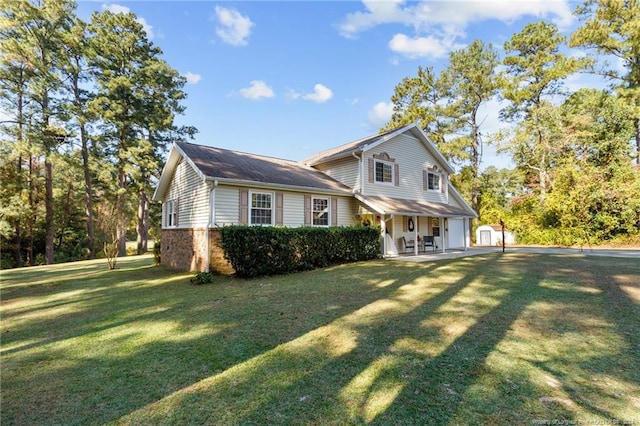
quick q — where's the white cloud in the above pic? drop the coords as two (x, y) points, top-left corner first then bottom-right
(102, 3), (129, 14)
(183, 72), (202, 84)
(339, 0), (573, 36)
(214, 5), (254, 46)
(102, 3), (154, 39)
(368, 101), (394, 130)
(239, 80), (274, 100)
(288, 84), (334, 103)
(338, 0), (573, 59)
(285, 89), (302, 101)
(389, 33), (449, 59)
(302, 84), (333, 103)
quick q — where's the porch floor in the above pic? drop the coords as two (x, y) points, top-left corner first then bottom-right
(386, 247), (497, 262)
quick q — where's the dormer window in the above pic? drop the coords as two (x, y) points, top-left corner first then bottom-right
(424, 166), (444, 193)
(428, 172), (441, 191)
(375, 160), (393, 184)
(369, 152), (399, 186)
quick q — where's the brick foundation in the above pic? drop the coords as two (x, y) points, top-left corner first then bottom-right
(161, 228), (234, 274)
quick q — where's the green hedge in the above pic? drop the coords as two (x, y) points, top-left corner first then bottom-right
(220, 226), (380, 278)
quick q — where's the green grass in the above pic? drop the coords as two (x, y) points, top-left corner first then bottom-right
(1, 253), (639, 425)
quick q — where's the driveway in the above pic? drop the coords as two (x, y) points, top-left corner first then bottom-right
(389, 246), (640, 262)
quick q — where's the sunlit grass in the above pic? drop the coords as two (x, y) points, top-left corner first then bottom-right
(1, 253), (638, 425)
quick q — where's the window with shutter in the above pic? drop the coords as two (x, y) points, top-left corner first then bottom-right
(250, 191), (273, 225)
(312, 197), (329, 226)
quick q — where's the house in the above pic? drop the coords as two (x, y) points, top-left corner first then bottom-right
(476, 224), (516, 246)
(152, 123), (477, 272)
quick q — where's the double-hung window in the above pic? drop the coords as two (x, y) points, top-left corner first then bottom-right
(250, 192), (273, 225)
(432, 217), (440, 237)
(312, 197), (329, 226)
(375, 160), (394, 184)
(428, 172), (441, 191)
(166, 200), (177, 227)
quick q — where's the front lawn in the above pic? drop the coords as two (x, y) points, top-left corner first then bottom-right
(1, 253), (638, 425)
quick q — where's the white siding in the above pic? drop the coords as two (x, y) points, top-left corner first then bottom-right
(214, 186), (240, 226)
(164, 160), (209, 228)
(337, 197), (358, 226)
(362, 133), (447, 203)
(314, 157), (360, 191)
(213, 184), (355, 228)
(283, 193), (304, 227)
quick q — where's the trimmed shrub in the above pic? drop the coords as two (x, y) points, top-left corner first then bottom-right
(191, 271), (215, 285)
(220, 225), (380, 278)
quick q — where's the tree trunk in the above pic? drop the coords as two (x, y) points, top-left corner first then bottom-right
(117, 166), (127, 257)
(14, 77), (24, 267)
(45, 158), (54, 264)
(74, 70), (96, 259)
(80, 124), (95, 258)
(14, 155), (23, 268)
(27, 156), (35, 266)
(136, 189), (149, 254)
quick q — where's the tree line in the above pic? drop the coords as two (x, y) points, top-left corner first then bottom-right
(385, 0), (640, 247)
(0, 0), (195, 268)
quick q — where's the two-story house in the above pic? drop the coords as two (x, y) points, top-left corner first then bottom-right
(153, 123), (477, 272)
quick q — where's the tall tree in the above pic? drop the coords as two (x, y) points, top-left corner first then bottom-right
(440, 40), (500, 213)
(500, 21), (590, 203)
(1, 0), (75, 264)
(0, 36), (33, 266)
(60, 16), (97, 258)
(385, 65), (449, 149)
(88, 10), (188, 256)
(571, 0), (640, 164)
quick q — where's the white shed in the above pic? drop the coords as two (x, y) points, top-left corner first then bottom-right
(476, 225), (515, 246)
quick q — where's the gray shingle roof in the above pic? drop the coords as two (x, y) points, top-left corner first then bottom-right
(302, 126), (406, 166)
(177, 142), (351, 193)
(357, 195), (477, 218)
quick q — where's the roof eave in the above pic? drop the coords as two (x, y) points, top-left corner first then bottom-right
(210, 176), (352, 196)
(355, 193), (386, 214)
(306, 147), (364, 167)
(447, 183), (478, 218)
(152, 144), (181, 202)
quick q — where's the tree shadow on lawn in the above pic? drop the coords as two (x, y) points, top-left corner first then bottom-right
(1, 258), (443, 425)
(116, 253), (639, 425)
(528, 257), (640, 422)
(3, 254), (638, 425)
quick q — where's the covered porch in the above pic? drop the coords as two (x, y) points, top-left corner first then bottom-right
(355, 194), (477, 258)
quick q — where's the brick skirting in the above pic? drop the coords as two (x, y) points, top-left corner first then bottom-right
(161, 228), (234, 274)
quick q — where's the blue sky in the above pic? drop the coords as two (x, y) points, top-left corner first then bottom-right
(76, 0), (595, 171)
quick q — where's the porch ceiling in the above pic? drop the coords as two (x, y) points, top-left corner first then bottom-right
(356, 194), (476, 218)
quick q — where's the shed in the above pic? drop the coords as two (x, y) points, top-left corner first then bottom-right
(476, 224), (515, 246)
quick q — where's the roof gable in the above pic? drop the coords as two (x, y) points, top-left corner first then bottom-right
(303, 123), (454, 174)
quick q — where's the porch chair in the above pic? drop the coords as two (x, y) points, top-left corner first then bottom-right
(423, 235), (436, 252)
(402, 236), (415, 254)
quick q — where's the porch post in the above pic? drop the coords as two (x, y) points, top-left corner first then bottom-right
(413, 215), (419, 255)
(440, 216), (446, 253)
(380, 215), (387, 257)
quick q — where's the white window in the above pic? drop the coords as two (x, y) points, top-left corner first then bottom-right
(250, 192), (273, 225)
(428, 172), (441, 191)
(432, 217), (440, 237)
(166, 199), (177, 227)
(375, 160), (394, 184)
(312, 197), (329, 226)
